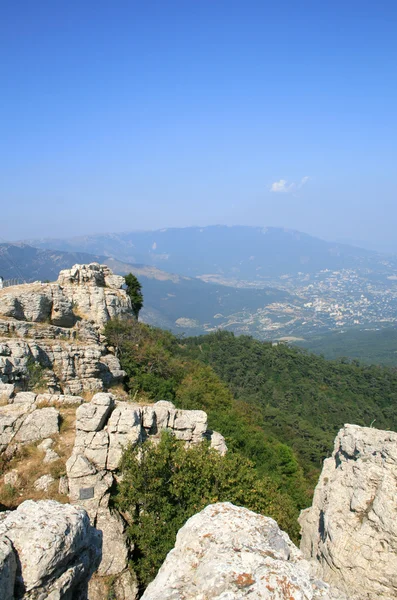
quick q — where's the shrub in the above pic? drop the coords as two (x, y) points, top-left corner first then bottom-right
(115, 430), (298, 589)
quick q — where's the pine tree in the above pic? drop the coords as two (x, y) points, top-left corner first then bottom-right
(124, 273), (143, 319)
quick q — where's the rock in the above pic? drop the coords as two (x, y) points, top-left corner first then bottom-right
(299, 424), (397, 599)
(0, 403), (35, 452)
(0, 382), (15, 402)
(66, 397), (228, 590)
(88, 570), (139, 600)
(34, 474), (55, 491)
(3, 469), (20, 487)
(14, 406), (59, 443)
(57, 263), (132, 327)
(59, 475), (69, 495)
(75, 393), (114, 432)
(208, 430), (228, 455)
(142, 502), (346, 600)
(36, 393), (84, 406)
(37, 437), (54, 452)
(96, 507), (129, 576)
(112, 569), (139, 600)
(43, 448), (60, 463)
(0, 500), (101, 598)
(13, 391), (37, 405)
(0, 537), (16, 600)
(107, 403), (141, 470)
(0, 264), (128, 394)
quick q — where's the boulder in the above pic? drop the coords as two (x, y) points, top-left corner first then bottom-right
(75, 393), (114, 432)
(0, 500), (101, 599)
(14, 406), (59, 444)
(142, 502), (346, 600)
(299, 424), (397, 599)
(34, 474), (55, 491)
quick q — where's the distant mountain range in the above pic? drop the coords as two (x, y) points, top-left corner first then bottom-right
(26, 225), (391, 282)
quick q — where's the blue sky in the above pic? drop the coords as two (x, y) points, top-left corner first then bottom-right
(1, 0), (397, 248)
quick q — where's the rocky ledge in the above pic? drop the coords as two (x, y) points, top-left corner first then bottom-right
(65, 393), (226, 595)
(299, 424), (397, 599)
(0, 500), (101, 600)
(0, 263), (129, 394)
(142, 502), (346, 600)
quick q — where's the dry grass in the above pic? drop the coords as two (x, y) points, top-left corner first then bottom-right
(0, 406), (77, 509)
(108, 383), (130, 401)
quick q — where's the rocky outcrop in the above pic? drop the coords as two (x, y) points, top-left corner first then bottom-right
(0, 263), (129, 394)
(0, 263), (131, 329)
(0, 392), (60, 452)
(299, 424), (397, 600)
(0, 500), (101, 599)
(142, 502), (346, 600)
(66, 394), (227, 595)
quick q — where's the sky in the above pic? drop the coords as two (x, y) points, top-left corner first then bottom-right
(1, 0), (397, 248)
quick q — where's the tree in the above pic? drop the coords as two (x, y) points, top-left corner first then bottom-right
(116, 431), (298, 588)
(125, 273), (143, 319)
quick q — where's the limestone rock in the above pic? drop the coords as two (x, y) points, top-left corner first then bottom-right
(0, 500), (101, 598)
(13, 391), (37, 405)
(142, 502), (346, 600)
(0, 382), (15, 402)
(208, 430), (228, 455)
(0, 403), (36, 452)
(36, 393), (84, 406)
(57, 263), (131, 327)
(96, 507), (129, 576)
(66, 397), (228, 590)
(34, 474), (55, 491)
(0, 264), (129, 395)
(299, 424), (397, 600)
(76, 392), (114, 432)
(37, 437), (54, 451)
(0, 537), (16, 600)
(59, 475), (69, 496)
(43, 448), (60, 463)
(14, 406), (59, 444)
(3, 469), (20, 487)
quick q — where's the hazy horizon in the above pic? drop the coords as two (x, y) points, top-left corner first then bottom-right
(2, 1), (397, 247)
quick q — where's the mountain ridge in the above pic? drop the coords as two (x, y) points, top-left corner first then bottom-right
(24, 225), (387, 280)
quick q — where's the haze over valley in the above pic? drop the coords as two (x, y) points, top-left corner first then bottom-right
(3, 225), (397, 358)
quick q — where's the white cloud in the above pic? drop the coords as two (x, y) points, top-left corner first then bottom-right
(270, 176), (310, 193)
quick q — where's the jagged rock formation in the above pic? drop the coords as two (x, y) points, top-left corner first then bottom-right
(142, 502), (346, 600)
(0, 391), (61, 453)
(0, 500), (101, 600)
(0, 263), (129, 394)
(65, 394), (227, 597)
(299, 424), (397, 600)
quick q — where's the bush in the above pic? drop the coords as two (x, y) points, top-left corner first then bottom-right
(115, 431), (298, 589)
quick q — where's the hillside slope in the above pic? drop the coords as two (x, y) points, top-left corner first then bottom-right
(179, 331), (397, 472)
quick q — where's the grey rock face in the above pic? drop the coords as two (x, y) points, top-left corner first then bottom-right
(0, 263), (129, 394)
(299, 424), (397, 600)
(0, 263), (131, 330)
(0, 400), (60, 452)
(34, 474), (55, 491)
(0, 500), (101, 599)
(142, 502), (346, 600)
(66, 395), (227, 586)
(14, 406), (59, 444)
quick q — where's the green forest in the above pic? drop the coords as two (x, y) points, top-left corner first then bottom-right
(298, 326), (397, 366)
(105, 318), (397, 586)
